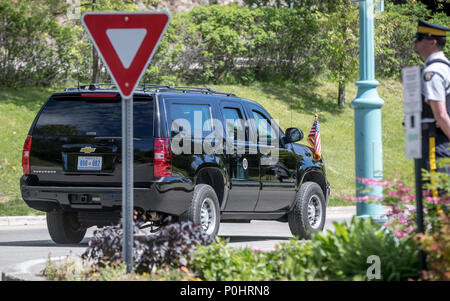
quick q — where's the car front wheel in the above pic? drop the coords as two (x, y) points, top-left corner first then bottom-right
(288, 181), (326, 239)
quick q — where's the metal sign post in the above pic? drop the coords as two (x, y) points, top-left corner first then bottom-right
(402, 65), (426, 275)
(122, 95), (134, 273)
(82, 11), (171, 273)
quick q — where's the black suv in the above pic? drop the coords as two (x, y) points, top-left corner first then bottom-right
(20, 84), (330, 244)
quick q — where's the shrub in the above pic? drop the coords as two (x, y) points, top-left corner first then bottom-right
(81, 218), (211, 274)
(374, 1), (430, 79)
(266, 240), (321, 281)
(0, 0), (75, 86)
(415, 213), (450, 281)
(163, 5), (322, 84)
(191, 238), (318, 281)
(135, 221), (211, 273)
(192, 217), (418, 281)
(310, 217), (419, 280)
(191, 238), (280, 281)
(342, 170), (449, 281)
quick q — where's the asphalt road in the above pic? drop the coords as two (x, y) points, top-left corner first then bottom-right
(0, 215), (352, 275)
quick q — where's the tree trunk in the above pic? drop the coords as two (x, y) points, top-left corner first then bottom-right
(338, 82), (345, 107)
(91, 46), (99, 84)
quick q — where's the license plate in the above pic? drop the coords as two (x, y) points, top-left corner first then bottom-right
(77, 156), (102, 171)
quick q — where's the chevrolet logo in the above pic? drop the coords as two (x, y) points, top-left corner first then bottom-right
(80, 146), (96, 154)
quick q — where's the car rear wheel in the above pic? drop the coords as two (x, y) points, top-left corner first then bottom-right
(182, 184), (220, 240)
(288, 181), (326, 239)
(46, 210), (86, 244)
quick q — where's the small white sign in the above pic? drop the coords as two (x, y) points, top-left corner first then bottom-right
(404, 112), (422, 159)
(402, 66), (422, 114)
(402, 66), (422, 159)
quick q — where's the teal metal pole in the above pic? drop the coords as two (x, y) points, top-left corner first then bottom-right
(351, 0), (385, 222)
(414, 158), (426, 275)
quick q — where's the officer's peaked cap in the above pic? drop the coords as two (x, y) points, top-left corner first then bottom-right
(413, 19), (450, 39)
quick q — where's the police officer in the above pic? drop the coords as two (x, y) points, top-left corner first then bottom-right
(413, 19), (450, 180)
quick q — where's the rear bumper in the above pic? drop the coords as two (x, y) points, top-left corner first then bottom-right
(20, 177), (194, 216)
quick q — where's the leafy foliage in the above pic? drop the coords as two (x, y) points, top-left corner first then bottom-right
(416, 213), (450, 281)
(1, 1), (449, 87)
(192, 238), (280, 281)
(192, 217), (419, 281)
(310, 217), (419, 280)
(343, 169), (449, 280)
(135, 221), (212, 273)
(165, 5), (321, 84)
(316, 0), (359, 106)
(81, 218), (212, 273)
(0, 0), (75, 86)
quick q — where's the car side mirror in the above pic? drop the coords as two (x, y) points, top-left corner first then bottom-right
(284, 127), (303, 143)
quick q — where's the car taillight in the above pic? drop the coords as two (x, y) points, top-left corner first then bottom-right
(81, 93), (118, 98)
(154, 138), (172, 177)
(22, 135), (32, 175)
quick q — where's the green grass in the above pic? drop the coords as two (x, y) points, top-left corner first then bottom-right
(0, 79), (412, 214)
(0, 197), (43, 216)
(0, 86), (58, 216)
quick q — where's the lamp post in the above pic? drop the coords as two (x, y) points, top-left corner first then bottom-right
(351, 0), (385, 222)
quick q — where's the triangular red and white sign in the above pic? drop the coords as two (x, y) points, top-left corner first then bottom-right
(82, 12), (171, 97)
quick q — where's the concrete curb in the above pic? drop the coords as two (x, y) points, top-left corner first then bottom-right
(0, 215), (46, 226)
(2, 258), (50, 281)
(326, 206), (356, 218)
(1, 256), (77, 281)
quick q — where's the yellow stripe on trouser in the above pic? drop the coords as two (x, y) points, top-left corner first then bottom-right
(429, 136), (438, 197)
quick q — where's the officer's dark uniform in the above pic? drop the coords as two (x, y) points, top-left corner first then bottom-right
(413, 20), (450, 181)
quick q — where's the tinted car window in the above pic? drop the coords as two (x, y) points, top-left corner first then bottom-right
(252, 110), (273, 145)
(223, 107), (246, 142)
(34, 97), (153, 137)
(169, 103), (213, 138)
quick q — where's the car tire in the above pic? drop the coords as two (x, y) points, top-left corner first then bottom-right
(288, 181), (326, 239)
(46, 210), (86, 244)
(182, 184), (220, 240)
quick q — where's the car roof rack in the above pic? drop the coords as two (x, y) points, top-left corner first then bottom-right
(65, 83), (117, 91)
(64, 83), (236, 97)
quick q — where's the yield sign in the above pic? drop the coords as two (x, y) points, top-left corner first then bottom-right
(82, 12), (171, 97)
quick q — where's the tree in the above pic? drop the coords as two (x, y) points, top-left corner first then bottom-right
(316, 1), (359, 107)
(0, 0), (75, 86)
(77, 0), (140, 84)
(388, 0), (450, 15)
